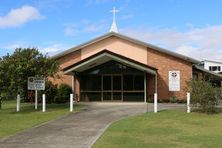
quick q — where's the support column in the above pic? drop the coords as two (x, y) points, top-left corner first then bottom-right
(144, 72), (147, 103)
(101, 75), (103, 101)
(72, 75), (74, 94)
(221, 81), (222, 96)
(72, 73), (76, 102)
(155, 74), (158, 93)
(121, 74), (123, 102)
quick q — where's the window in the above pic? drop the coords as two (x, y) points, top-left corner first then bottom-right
(209, 66), (221, 71)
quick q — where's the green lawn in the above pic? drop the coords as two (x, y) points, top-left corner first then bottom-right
(93, 110), (222, 148)
(0, 100), (81, 138)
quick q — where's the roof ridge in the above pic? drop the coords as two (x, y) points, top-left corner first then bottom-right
(52, 32), (200, 64)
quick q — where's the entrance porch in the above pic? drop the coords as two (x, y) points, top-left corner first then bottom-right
(63, 50), (157, 102)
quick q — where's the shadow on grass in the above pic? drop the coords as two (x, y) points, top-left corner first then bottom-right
(192, 107), (222, 114)
(2, 103), (81, 115)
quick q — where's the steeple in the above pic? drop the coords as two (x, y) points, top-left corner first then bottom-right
(109, 7), (119, 33)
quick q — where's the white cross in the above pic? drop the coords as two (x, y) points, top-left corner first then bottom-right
(110, 7), (119, 22)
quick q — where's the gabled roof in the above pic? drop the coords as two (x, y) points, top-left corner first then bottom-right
(53, 32), (200, 64)
(202, 59), (222, 64)
(63, 49), (157, 75)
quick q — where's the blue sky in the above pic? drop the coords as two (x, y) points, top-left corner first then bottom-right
(0, 0), (222, 61)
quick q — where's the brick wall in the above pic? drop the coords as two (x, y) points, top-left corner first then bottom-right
(51, 37), (193, 101)
(146, 47), (192, 100)
(49, 50), (81, 99)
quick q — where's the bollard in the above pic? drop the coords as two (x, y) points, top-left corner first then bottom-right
(154, 93), (158, 113)
(70, 94), (73, 112)
(35, 90), (38, 110)
(187, 92), (190, 113)
(16, 94), (20, 112)
(42, 94), (46, 112)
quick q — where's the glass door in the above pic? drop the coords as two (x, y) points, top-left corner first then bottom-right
(103, 75), (111, 101)
(102, 75), (122, 101)
(113, 75), (122, 101)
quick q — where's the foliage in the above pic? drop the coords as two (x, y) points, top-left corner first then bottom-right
(187, 80), (221, 113)
(169, 96), (177, 103)
(0, 48), (59, 100)
(0, 96), (2, 110)
(39, 81), (57, 103)
(54, 84), (72, 103)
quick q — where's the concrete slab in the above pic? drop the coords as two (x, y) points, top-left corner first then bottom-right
(0, 103), (185, 148)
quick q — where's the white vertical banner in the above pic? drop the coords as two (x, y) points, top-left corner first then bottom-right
(16, 94), (20, 112)
(154, 93), (157, 113)
(187, 92), (190, 113)
(42, 94), (46, 112)
(169, 71), (180, 91)
(70, 94), (73, 112)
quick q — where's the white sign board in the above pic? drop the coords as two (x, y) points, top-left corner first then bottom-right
(168, 71), (180, 91)
(28, 77), (45, 90)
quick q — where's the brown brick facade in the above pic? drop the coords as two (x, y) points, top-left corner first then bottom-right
(147, 47), (192, 100)
(49, 50), (81, 98)
(51, 35), (193, 101)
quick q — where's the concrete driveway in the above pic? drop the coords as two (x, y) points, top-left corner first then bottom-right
(0, 103), (185, 148)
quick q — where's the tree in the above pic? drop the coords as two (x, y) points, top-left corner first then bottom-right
(0, 48), (59, 100)
(187, 80), (221, 113)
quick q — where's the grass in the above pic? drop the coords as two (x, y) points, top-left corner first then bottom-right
(93, 109), (222, 148)
(0, 100), (81, 138)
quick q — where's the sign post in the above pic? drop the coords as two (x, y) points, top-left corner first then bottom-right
(28, 77), (45, 110)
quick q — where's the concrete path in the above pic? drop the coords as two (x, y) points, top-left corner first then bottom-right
(0, 103), (185, 148)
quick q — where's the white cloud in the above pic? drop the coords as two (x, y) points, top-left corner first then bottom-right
(64, 24), (78, 36)
(40, 44), (71, 56)
(0, 5), (43, 28)
(2, 41), (29, 50)
(85, 0), (114, 6)
(121, 25), (222, 61)
(1, 42), (69, 57)
(83, 21), (108, 33)
(63, 19), (109, 36)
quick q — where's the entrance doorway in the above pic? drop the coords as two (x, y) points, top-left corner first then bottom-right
(80, 61), (146, 102)
(102, 75), (122, 101)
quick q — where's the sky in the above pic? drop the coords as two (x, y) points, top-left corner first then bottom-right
(0, 0), (222, 61)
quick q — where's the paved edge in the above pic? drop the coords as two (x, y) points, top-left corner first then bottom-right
(0, 107), (84, 142)
(89, 112), (145, 147)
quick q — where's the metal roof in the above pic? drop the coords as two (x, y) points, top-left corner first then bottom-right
(194, 65), (222, 80)
(52, 32), (200, 64)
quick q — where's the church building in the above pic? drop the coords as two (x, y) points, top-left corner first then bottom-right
(51, 8), (222, 102)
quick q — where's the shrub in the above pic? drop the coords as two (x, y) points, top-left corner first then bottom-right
(54, 84), (72, 103)
(0, 96), (2, 110)
(39, 81), (57, 103)
(147, 97), (154, 103)
(169, 96), (177, 103)
(187, 80), (221, 113)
